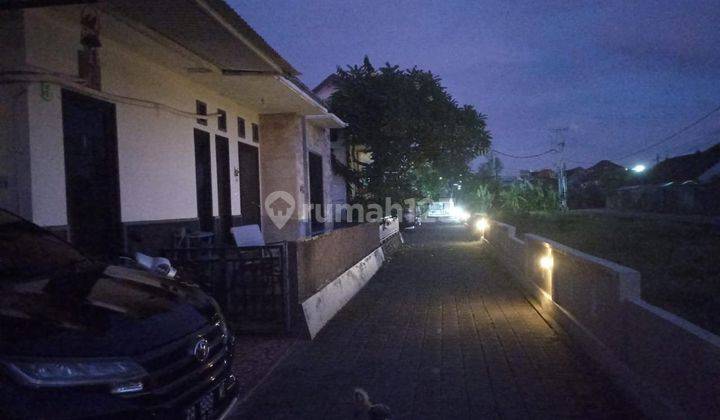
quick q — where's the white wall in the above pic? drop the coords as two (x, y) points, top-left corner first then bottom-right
(0, 10), (32, 218)
(306, 121), (334, 229)
(329, 135), (348, 206)
(20, 7), (262, 225)
(26, 83), (65, 225)
(312, 83), (348, 208)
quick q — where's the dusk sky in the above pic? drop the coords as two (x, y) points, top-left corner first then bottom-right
(234, 0), (720, 175)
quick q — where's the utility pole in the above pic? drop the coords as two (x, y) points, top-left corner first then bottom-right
(551, 127), (569, 211)
(490, 149), (499, 182)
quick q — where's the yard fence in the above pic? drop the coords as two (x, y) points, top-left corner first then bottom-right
(162, 220), (404, 338)
(163, 244), (290, 334)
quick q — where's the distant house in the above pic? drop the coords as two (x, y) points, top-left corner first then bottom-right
(313, 74), (373, 205)
(567, 160), (627, 209)
(523, 168), (557, 189)
(607, 145), (720, 214)
(699, 161), (720, 184)
(648, 143), (720, 184)
(0, 1), (346, 257)
(567, 160), (626, 186)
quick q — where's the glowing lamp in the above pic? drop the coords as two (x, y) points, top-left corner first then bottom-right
(539, 254), (554, 270)
(475, 217), (490, 232)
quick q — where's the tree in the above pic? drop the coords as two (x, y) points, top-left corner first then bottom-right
(329, 57), (492, 204)
(497, 180), (558, 214)
(478, 156), (503, 181)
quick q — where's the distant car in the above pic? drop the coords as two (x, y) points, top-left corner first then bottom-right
(426, 198), (454, 220)
(426, 198), (470, 223)
(0, 209), (238, 419)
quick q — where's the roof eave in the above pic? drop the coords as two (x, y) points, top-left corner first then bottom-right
(199, 0), (299, 76)
(306, 114), (347, 129)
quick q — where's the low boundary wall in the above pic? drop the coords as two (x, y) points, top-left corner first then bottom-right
(294, 223), (380, 302)
(301, 247), (385, 338)
(487, 221), (720, 419)
(290, 223), (403, 339)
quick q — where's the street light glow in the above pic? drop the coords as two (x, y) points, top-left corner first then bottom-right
(475, 217), (490, 232)
(631, 164), (646, 173)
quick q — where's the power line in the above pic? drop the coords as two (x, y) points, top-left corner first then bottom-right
(657, 131), (720, 157)
(614, 103), (720, 162)
(492, 148), (558, 159)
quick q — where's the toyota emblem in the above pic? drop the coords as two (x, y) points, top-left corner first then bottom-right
(192, 338), (210, 362)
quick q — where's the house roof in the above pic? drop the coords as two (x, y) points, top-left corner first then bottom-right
(530, 168), (557, 180)
(567, 160), (625, 186)
(313, 74), (340, 94)
(201, 0), (298, 75)
(5, 0), (298, 75)
(104, 0), (298, 76)
(19, 1), (346, 121)
(649, 142), (720, 183)
(98, 0), (346, 122)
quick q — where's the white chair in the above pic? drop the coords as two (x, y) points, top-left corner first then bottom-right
(230, 225), (265, 247)
(134, 252), (177, 278)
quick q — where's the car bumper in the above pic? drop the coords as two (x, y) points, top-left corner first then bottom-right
(1, 336), (239, 420)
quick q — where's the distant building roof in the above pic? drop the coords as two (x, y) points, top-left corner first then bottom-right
(530, 168), (557, 180)
(567, 160), (625, 185)
(648, 143), (720, 184)
(313, 74), (340, 94)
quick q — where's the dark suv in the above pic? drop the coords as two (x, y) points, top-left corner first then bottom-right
(0, 209), (238, 419)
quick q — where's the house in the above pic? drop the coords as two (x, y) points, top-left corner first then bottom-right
(0, 0), (346, 259)
(522, 168), (557, 189)
(607, 143), (720, 214)
(566, 160), (627, 209)
(313, 74), (373, 206)
(648, 142), (720, 184)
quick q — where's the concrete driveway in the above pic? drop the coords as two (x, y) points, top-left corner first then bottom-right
(232, 224), (641, 419)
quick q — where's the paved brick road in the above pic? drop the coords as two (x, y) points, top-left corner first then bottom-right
(233, 224), (641, 419)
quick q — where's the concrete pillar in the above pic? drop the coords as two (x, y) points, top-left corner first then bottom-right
(258, 113), (308, 242)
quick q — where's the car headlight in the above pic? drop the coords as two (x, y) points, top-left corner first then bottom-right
(3, 359), (146, 387)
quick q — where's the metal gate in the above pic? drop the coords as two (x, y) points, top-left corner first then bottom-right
(164, 243), (289, 334)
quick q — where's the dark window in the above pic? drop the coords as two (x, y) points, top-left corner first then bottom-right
(196, 100), (207, 126)
(237, 117), (246, 138)
(217, 109), (227, 132)
(330, 129), (339, 143)
(252, 123), (259, 143)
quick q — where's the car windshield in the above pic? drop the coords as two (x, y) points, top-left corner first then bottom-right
(0, 210), (89, 281)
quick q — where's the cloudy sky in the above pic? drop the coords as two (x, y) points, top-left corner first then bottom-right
(233, 0), (720, 174)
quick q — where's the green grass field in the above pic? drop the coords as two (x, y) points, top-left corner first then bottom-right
(497, 212), (720, 335)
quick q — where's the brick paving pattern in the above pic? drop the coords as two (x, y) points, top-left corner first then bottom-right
(232, 224), (642, 419)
